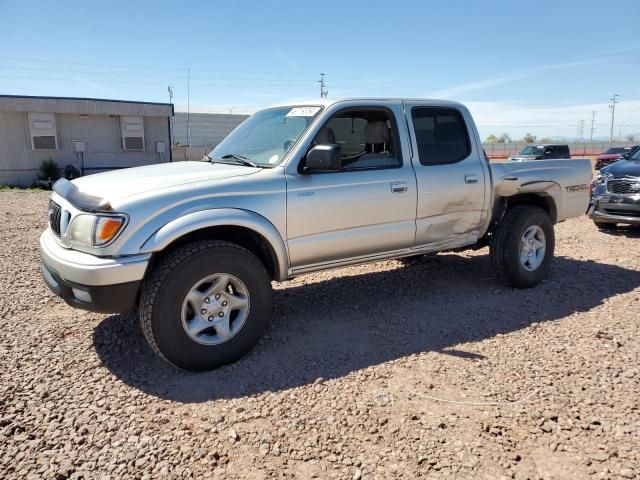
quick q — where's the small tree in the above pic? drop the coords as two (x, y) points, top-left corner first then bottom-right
(38, 158), (60, 181)
(497, 133), (512, 143)
(484, 134), (499, 143)
(625, 134), (636, 142)
(522, 133), (537, 143)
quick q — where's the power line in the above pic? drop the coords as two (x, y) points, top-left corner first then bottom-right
(590, 110), (596, 143)
(0, 64), (318, 83)
(0, 57), (313, 76)
(0, 74), (316, 88)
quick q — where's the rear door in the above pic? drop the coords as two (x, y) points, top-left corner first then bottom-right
(403, 102), (488, 248)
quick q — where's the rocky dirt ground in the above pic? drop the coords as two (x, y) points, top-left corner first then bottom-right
(1, 190), (639, 480)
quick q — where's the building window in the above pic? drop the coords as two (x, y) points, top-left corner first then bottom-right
(120, 116), (145, 151)
(28, 113), (58, 150)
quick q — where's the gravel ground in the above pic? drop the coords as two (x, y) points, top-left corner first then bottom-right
(1, 190), (639, 480)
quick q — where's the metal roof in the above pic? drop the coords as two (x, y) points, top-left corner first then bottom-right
(0, 94), (174, 117)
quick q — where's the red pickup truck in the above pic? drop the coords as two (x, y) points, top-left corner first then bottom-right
(595, 145), (638, 170)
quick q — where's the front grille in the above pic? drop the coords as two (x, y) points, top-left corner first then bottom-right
(607, 178), (640, 195)
(48, 201), (62, 237)
(603, 208), (640, 218)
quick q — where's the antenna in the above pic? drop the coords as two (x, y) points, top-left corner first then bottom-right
(319, 73), (328, 98)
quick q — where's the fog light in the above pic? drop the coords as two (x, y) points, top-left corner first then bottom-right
(72, 288), (92, 303)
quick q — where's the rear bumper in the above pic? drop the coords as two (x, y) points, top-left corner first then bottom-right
(588, 193), (640, 225)
(40, 230), (150, 313)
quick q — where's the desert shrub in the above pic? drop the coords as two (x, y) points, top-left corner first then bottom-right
(38, 158), (61, 181)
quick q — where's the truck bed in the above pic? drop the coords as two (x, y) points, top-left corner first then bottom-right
(489, 159), (592, 222)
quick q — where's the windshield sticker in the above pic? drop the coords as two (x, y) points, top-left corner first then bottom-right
(286, 106), (321, 117)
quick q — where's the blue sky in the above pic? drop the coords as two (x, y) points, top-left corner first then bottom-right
(1, 0), (639, 140)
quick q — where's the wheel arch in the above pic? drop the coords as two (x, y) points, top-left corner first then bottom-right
(504, 192), (558, 224)
(141, 209), (289, 281)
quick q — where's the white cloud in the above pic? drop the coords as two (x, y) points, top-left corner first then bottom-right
(467, 100), (640, 140)
(429, 59), (600, 99)
(174, 103), (258, 114)
(429, 46), (640, 99)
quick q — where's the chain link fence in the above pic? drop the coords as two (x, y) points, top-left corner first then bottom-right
(483, 142), (638, 159)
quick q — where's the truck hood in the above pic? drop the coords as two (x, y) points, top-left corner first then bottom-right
(597, 153), (622, 160)
(70, 161), (260, 202)
(602, 159), (640, 177)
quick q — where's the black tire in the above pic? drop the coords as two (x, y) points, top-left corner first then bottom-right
(490, 205), (555, 289)
(139, 240), (272, 371)
(594, 221), (617, 230)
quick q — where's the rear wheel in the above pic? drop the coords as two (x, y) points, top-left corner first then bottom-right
(139, 240), (272, 371)
(490, 206), (554, 288)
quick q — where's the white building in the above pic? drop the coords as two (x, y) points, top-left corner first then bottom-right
(0, 95), (174, 186)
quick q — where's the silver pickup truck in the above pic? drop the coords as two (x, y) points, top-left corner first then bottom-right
(41, 98), (592, 371)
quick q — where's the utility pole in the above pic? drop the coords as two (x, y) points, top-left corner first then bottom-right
(576, 120), (585, 142)
(609, 94), (619, 144)
(167, 85), (174, 147)
(589, 110), (596, 143)
(187, 69), (192, 147)
(319, 73), (328, 98)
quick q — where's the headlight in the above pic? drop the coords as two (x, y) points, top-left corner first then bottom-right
(69, 214), (127, 246)
(593, 173), (607, 185)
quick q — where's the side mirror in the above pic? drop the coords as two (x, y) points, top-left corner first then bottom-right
(305, 144), (341, 172)
(544, 148), (553, 156)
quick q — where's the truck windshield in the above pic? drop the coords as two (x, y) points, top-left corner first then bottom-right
(603, 147), (628, 154)
(520, 146), (545, 155)
(207, 106), (322, 167)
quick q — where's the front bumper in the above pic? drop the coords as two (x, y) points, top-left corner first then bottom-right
(40, 230), (150, 313)
(588, 193), (640, 225)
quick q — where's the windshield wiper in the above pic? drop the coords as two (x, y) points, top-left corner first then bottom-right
(220, 154), (259, 168)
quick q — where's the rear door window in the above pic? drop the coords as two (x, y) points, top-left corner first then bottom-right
(411, 107), (470, 165)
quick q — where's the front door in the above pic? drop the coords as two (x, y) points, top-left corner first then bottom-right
(286, 106), (417, 269)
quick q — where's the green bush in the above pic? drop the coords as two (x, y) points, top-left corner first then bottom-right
(38, 158), (60, 181)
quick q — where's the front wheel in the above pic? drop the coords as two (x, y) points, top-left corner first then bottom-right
(139, 240), (272, 371)
(490, 206), (555, 288)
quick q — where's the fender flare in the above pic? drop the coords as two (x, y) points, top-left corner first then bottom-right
(497, 180), (561, 224)
(140, 208), (289, 281)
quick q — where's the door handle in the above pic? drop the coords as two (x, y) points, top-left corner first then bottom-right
(390, 182), (408, 193)
(465, 174), (479, 184)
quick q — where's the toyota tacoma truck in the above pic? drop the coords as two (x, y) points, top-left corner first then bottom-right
(41, 99), (592, 371)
